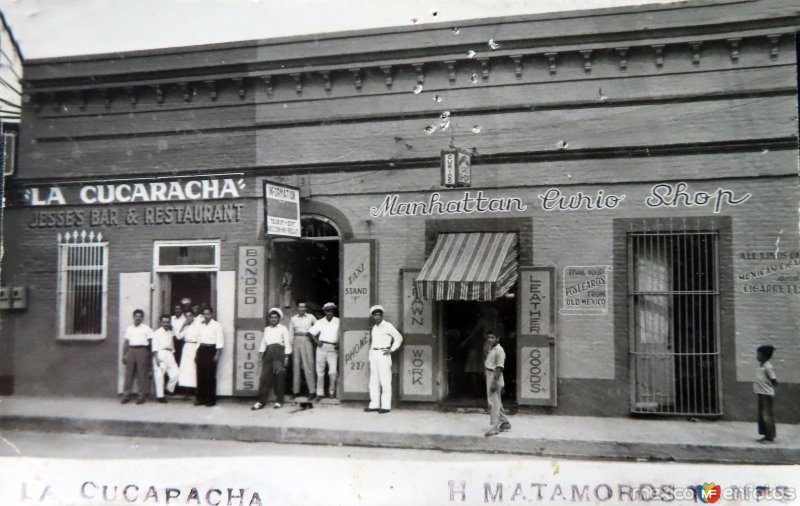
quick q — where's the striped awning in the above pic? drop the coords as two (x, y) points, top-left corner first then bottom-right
(415, 232), (518, 301)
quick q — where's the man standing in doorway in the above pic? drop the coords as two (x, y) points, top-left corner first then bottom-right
(195, 307), (224, 407)
(309, 302), (341, 401)
(289, 302), (317, 399)
(151, 314), (180, 403)
(365, 305), (402, 414)
(170, 303), (186, 366)
(177, 309), (200, 396)
(121, 309), (154, 405)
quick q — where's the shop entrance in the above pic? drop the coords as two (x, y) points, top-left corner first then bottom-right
(159, 272), (214, 315)
(270, 216), (341, 314)
(441, 298), (516, 405)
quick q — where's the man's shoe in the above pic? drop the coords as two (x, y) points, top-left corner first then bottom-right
(273, 403), (282, 409)
(193, 400), (203, 406)
(205, 402), (216, 407)
(378, 409), (390, 414)
(251, 402), (265, 410)
(364, 407), (379, 412)
(500, 422), (511, 431)
(136, 398), (146, 405)
(485, 429), (500, 437)
(120, 396), (131, 404)
(157, 397), (167, 404)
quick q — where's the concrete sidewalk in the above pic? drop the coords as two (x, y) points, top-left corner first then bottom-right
(0, 396), (797, 464)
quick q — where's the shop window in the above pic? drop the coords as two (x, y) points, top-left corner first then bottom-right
(57, 230), (109, 340)
(628, 230), (720, 416)
(154, 241), (220, 272)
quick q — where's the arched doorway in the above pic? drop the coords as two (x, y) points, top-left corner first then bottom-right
(270, 214), (341, 317)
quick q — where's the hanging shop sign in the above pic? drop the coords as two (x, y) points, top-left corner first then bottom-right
(263, 181), (300, 237)
(441, 150), (471, 187)
(10, 176), (247, 207)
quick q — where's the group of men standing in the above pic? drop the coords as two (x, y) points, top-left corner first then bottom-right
(120, 305), (224, 406)
(120, 301), (508, 436)
(251, 302), (342, 409)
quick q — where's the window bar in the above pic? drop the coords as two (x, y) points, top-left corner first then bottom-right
(89, 242), (96, 333)
(655, 224), (664, 413)
(656, 227), (673, 411)
(697, 236), (711, 414)
(649, 225), (657, 412)
(678, 226), (686, 415)
(713, 234), (722, 414)
(629, 230), (638, 412)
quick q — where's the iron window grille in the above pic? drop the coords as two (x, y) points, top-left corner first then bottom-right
(57, 230), (109, 340)
(628, 223), (721, 416)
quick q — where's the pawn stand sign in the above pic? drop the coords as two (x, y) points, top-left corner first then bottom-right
(441, 150), (471, 187)
(264, 181), (300, 237)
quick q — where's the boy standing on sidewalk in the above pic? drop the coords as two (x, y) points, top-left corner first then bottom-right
(484, 333), (511, 437)
(754, 345), (778, 443)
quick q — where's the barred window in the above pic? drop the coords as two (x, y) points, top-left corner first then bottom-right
(628, 227), (720, 416)
(57, 230), (109, 340)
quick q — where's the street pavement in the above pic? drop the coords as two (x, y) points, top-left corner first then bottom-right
(1, 395), (798, 464)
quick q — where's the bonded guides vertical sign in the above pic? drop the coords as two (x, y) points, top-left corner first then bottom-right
(264, 181), (300, 237)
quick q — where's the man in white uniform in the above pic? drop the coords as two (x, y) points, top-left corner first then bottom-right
(121, 309), (154, 404)
(365, 305), (402, 414)
(289, 302), (317, 398)
(177, 310), (201, 391)
(151, 314), (180, 403)
(308, 302), (340, 401)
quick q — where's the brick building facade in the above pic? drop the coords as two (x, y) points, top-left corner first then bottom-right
(2, 0), (799, 422)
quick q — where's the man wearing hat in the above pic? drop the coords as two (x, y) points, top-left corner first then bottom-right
(308, 302), (341, 400)
(289, 302), (317, 399)
(252, 308), (292, 410)
(365, 305), (403, 414)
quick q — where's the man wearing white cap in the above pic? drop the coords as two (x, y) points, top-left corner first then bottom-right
(308, 302), (341, 400)
(252, 308), (292, 410)
(365, 305), (403, 413)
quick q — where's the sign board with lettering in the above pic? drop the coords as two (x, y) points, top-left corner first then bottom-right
(263, 181), (300, 237)
(401, 345), (434, 400)
(440, 150), (471, 188)
(237, 246), (265, 319)
(517, 266), (557, 406)
(341, 330), (371, 399)
(519, 268), (553, 336)
(560, 265), (610, 315)
(341, 241), (373, 318)
(401, 269), (432, 335)
(234, 329), (263, 396)
(8, 175), (250, 208)
(399, 269), (436, 401)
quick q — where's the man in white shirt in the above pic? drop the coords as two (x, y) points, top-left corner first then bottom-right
(170, 304), (186, 365)
(365, 305), (402, 414)
(195, 307), (224, 407)
(151, 314), (180, 403)
(252, 308), (293, 410)
(121, 309), (154, 404)
(289, 302), (317, 398)
(308, 302), (341, 401)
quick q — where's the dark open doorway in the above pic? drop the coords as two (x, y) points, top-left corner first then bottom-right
(169, 273), (213, 311)
(442, 298), (516, 405)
